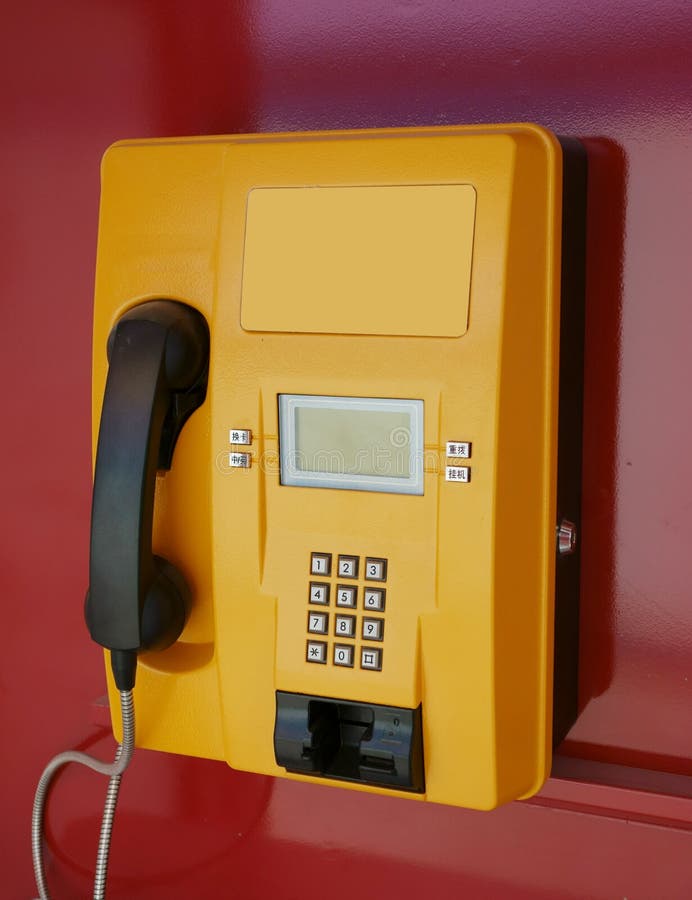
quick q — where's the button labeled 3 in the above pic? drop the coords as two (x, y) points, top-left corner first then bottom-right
(364, 558), (387, 581)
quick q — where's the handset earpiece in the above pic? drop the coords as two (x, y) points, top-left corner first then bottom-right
(85, 300), (209, 691)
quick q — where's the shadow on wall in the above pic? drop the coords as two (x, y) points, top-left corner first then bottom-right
(560, 136), (626, 741)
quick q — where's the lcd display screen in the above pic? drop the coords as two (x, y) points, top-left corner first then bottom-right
(278, 395), (424, 495)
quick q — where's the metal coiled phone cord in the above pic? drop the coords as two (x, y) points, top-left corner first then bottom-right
(32, 690), (135, 900)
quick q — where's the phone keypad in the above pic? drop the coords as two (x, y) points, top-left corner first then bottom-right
(305, 551), (389, 670)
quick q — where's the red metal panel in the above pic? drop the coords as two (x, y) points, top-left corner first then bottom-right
(2, 0), (691, 896)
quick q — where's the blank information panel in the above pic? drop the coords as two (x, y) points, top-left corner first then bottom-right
(241, 184), (476, 337)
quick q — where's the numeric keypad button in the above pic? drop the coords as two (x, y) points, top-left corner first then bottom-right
(362, 617), (384, 641)
(363, 588), (385, 611)
(333, 644), (354, 667)
(364, 557), (387, 581)
(306, 641), (327, 664)
(360, 647), (382, 671)
(334, 615), (356, 638)
(309, 582), (330, 605)
(307, 611), (329, 635)
(335, 585), (357, 608)
(310, 553), (332, 576)
(337, 555), (358, 578)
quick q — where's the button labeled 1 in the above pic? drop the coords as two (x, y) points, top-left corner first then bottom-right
(310, 552), (332, 576)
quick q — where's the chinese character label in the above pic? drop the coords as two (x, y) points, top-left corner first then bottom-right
(229, 429), (252, 445)
(445, 466), (470, 483)
(446, 441), (471, 458)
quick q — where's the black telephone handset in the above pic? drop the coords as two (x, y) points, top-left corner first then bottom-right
(85, 300), (209, 690)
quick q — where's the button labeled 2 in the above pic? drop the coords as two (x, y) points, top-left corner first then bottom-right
(337, 555), (359, 578)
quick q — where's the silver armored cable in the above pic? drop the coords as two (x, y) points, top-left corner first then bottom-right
(32, 690), (135, 900)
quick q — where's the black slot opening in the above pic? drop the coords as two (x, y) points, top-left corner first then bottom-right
(275, 691), (424, 793)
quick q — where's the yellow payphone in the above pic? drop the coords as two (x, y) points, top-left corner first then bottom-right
(35, 121), (587, 899)
(93, 122), (585, 807)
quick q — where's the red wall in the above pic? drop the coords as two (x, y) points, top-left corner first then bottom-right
(3, 1), (691, 897)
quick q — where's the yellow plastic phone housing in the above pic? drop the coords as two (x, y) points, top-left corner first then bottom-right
(94, 124), (564, 810)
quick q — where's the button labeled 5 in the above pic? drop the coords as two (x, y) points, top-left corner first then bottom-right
(335, 585), (357, 608)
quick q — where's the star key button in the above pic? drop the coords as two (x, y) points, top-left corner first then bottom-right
(306, 641), (327, 664)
